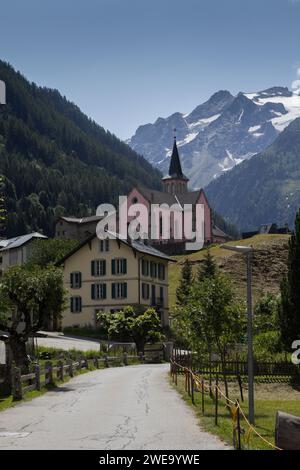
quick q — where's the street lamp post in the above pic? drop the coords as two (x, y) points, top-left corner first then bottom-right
(221, 244), (255, 424)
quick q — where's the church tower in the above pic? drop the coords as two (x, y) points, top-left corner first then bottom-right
(162, 136), (189, 194)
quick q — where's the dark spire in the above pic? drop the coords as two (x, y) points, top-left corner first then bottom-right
(168, 136), (185, 178)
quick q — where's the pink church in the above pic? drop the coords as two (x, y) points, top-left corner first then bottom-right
(127, 137), (215, 255)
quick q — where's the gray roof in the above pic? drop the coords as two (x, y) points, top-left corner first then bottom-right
(0, 232), (47, 251)
(59, 216), (102, 225)
(137, 186), (204, 207)
(58, 232), (175, 265)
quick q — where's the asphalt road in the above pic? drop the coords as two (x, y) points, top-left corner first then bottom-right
(0, 334), (102, 364)
(0, 364), (228, 450)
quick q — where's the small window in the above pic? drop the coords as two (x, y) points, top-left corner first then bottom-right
(70, 272), (82, 288)
(159, 286), (164, 305)
(142, 283), (150, 300)
(150, 261), (157, 278)
(99, 239), (109, 252)
(111, 258), (127, 275)
(132, 197), (138, 204)
(91, 283), (107, 300)
(158, 263), (165, 281)
(70, 296), (82, 313)
(111, 282), (127, 299)
(91, 259), (106, 276)
(141, 259), (149, 276)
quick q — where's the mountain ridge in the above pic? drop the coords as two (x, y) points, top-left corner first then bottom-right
(128, 86), (300, 188)
(205, 116), (300, 231)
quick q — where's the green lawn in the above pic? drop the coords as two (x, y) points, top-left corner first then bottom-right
(172, 374), (300, 450)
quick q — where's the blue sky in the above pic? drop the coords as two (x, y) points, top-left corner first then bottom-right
(1, 0), (300, 139)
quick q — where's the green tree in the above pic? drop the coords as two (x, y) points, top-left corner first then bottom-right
(0, 265), (66, 390)
(196, 249), (217, 281)
(278, 209), (300, 350)
(97, 306), (163, 353)
(0, 175), (6, 236)
(27, 238), (78, 267)
(173, 272), (244, 398)
(176, 258), (193, 305)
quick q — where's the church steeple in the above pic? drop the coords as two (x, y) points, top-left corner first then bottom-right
(169, 136), (184, 178)
(162, 133), (189, 194)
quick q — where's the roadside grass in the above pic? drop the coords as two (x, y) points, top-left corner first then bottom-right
(171, 374), (300, 450)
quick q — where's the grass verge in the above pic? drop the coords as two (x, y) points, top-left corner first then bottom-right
(171, 374), (300, 450)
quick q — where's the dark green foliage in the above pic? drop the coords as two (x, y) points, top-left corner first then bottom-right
(27, 238), (78, 267)
(97, 305), (163, 353)
(176, 258), (193, 305)
(254, 292), (279, 334)
(206, 117), (300, 230)
(196, 250), (217, 281)
(0, 60), (162, 237)
(278, 210), (300, 349)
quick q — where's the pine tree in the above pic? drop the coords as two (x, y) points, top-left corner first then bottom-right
(197, 249), (217, 281)
(279, 209), (300, 349)
(176, 258), (193, 305)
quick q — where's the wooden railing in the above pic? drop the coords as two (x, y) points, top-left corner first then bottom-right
(12, 353), (145, 400)
(172, 353), (300, 378)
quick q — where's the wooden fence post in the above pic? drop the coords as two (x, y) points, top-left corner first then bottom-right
(93, 357), (99, 369)
(201, 378), (205, 415)
(123, 353), (128, 366)
(191, 374), (195, 405)
(236, 400), (242, 450)
(209, 359), (212, 398)
(187, 371), (191, 396)
(215, 374), (219, 426)
(58, 360), (64, 381)
(69, 360), (74, 377)
(35, 364), (41, 391)
(237, 375), (244, 402)
(84, 357), (88, 369)
(104, 355), (109, 368)
(12, 367), (22, 400)
(46, 361), (53, 385)
(175, 364), (178, 386)
(138, 352), (144, 363)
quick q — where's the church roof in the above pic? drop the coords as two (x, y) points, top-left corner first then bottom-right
(162, 138), (189, 181)
(136, 186), (206, 207)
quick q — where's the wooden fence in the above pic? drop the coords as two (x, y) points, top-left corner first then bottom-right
(11, 353), (145, 400)
(172, 353), (300, 379)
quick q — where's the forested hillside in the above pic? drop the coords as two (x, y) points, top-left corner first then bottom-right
(206, 117), (300, 231)
(0, 61), (162, 237)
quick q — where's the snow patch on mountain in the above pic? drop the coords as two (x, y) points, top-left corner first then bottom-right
(128, 87), (300, 188)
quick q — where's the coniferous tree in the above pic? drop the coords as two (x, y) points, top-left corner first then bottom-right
(176, 258), (193, 305)
(278, 210), (300, 349)
(197, 250), (217, 281)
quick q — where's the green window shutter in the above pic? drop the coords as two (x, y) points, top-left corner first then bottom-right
(70, 297), (74, 312)
(70, 273), (73, 288)
(91, 284), (95, 300)
(79, 297), (82, 312)
(103, 284), (107, 299)
(123, 283), (127, 298)
(112, 283), (116, 299)
(123, 259), (127, 274)
(78, 272), (82, 288)
(91, 260), (95, 276)
(103, 260), (106, 276)
(111, 259), (116, 275)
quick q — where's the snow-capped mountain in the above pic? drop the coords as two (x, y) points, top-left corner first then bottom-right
(127, 87), (300, 188)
